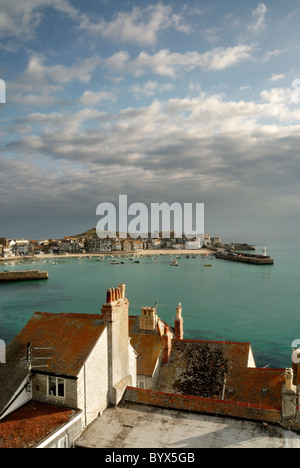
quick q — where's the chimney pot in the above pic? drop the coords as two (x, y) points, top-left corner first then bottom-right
(106, 289), (113, 303)
(175, 303), (183, 340)
(119, 284), (126, 299)
(112, 289), (116, 302)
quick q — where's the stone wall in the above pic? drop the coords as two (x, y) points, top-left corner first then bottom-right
(0, 270), (48, 281)
(124, 387), (282, 424)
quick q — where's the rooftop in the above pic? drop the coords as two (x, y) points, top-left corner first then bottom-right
(155, 339), (285, 407)
(75, 401), (300, 449)
(129, 317), (162, 376)
(0, 401), (79, 448)
(7, 312), (106, 377)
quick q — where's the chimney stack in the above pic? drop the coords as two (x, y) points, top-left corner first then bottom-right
(162, 325), (172, 364)
(140, 306), (158, 332)
(285, 368), (297, 393)
(100, 284), (132, 406)
(174, 303), (184, 340)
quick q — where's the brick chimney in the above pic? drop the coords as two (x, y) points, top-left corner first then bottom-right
(101, 287), (122, 322)
(174, 303), (183, 340)
(162, 325), (172, 364)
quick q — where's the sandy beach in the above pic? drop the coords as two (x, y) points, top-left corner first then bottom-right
(0, 248), (212, 262)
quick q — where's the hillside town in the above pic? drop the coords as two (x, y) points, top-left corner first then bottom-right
(0, 232), (226, 258)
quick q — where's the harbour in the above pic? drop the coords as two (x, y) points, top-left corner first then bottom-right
(215, 252), (274, 265)
(0, 236), (298, 369)
(0, 270), (49, 282)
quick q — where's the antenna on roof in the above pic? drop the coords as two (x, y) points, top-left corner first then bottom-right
(25, 343), (53, 372)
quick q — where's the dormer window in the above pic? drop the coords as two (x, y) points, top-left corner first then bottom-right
(48, 376), (65, 398)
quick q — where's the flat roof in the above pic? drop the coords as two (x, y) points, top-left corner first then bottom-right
(75, 402), (300, 449)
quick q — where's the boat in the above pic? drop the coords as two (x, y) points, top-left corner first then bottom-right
(170, 260), (179, 266)
(204, 264), (212, 267)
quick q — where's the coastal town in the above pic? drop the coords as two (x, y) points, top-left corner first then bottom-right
(0, 230), (255, 259)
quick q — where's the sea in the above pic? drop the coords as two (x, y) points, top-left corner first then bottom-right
(0, 233), (299, 369)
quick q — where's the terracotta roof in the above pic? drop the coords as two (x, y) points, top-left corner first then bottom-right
(226, 367), (285, 408)
(155, 339), (285, 407)
(130, 334), (162, 376)
(0, 401), (79, 448)
(129, 317), (162, 376)
(7, 312), (106, 377)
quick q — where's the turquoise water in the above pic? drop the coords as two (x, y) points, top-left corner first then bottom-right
(0, 236), (299, 369)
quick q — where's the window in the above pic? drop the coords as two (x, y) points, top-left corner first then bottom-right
(48, 376), (65, 398)
(137, 381), (145, 389)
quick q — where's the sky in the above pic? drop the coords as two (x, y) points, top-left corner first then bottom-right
(1, 0), (300, 240)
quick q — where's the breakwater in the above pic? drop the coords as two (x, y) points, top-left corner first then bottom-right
(215, 253), (274, 265)
(0, 270), (49, 282)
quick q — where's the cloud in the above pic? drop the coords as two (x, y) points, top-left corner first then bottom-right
(269, 73), (285, 82)
(6, 88), (300, 170)
(203, 27), (221, 45)
(79, 90), (116, 106)
(263, 49), (287, 62)
(23, 55), (100, 85)
(250, 3), (268, 32)
(0, 0), (81, 43)
(4, 88), (300, 235)
(103, 45), (255, 78)
(9, 55), (101, 106)
(79, 3), (191, 47)
(130, 81), (174, 100)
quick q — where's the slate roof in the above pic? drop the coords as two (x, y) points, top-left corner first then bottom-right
(6, 312), (106, 378)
